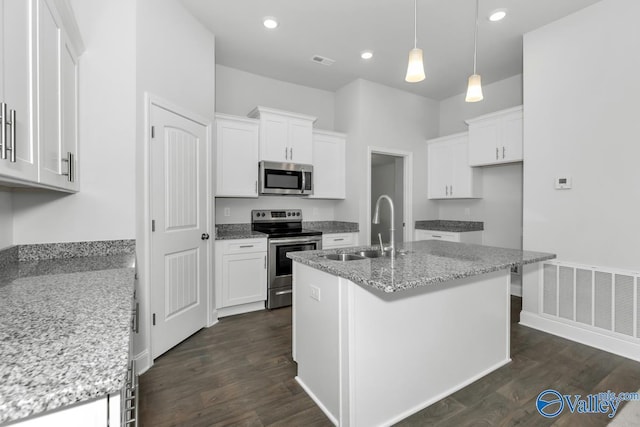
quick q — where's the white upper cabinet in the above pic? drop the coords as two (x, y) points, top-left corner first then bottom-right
(427, 132), (482, 199)
(248, 106), (315, 164)
(38, 0), (80, 191)
(466, 105), (523, 167)
(309, 129), (345, 199)
(0, 0), (83, 191)
(0, 0), (38, 183)
(215, 114), (259, 198)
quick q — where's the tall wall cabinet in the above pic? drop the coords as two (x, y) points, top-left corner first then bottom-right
(0, 0), (83, 192)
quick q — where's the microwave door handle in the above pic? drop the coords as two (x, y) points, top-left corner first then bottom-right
(301, 168), (305, 194)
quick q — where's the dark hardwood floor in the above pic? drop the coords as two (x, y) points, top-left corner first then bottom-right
(139, 297), (640, 426)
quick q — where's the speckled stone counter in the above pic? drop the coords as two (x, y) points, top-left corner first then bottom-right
(0, 253), (135, 424)
(215, 224), (267, 240)
(415, 220), (484, 232)
(303, 221), (359, 234)
(287, 240), (554, 293)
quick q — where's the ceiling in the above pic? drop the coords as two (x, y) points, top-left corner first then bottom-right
(179, 0), (601, 101)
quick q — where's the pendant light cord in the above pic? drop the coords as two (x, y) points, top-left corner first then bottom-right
(472, 0), (479, 73)
(413, 0), (418, 48)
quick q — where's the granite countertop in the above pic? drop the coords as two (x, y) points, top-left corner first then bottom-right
(415, 220), (484, 232)
(0, 253), (136, 424)
(287, 240), (555, 294)
(215, 221), (359, 240)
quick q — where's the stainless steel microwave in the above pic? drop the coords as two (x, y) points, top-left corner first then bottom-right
(259, 161), (313, 196)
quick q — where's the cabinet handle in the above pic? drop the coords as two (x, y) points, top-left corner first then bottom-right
(61, 152), (74, 182)
(450, 185), (453, 196)
(239, 245), (254, 248)
(445, 185), (448, 196)
(264, 255), (266, 269)
(432, 235), (442, 238)
(255, 180), (258, 194)
(290, 147), (293, 159)
(285, 147), (288, 160)
(502, 146), (505, 159)
(8, 109), (16, 163)
(333, 238), (344, 242)
(496, 147), (499, 160)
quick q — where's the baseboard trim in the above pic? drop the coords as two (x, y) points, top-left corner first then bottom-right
(217, 301), (265, 318)
(510, 282), (522, 297)
(520, 311), (640, 362)
(134, 349), (152, 375)
(295, 376), (339, 426)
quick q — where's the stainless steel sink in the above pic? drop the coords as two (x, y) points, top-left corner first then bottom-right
(322, 253), (366, 261)
(357, 250), (385, 258)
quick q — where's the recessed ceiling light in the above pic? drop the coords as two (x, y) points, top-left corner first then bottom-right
(361, 51), (373, 60)
(263, 17), (278, 29)
(488, 9), (507, 22)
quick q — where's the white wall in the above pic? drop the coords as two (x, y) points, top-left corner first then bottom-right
(216, 65), (335, 129)
(0, 191), (13, 249)
(335, 79), (439, 244)
(11, 0), (137, 244)
(523, 0), (640, 270)
(135, 0), (216, 369)
(214, 65), (341, 224)
(436, 75), (524, 249)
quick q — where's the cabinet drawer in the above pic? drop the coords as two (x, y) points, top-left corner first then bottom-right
(415, 230), (459, 242)
(219, 239), (267, 254)
(323, 233), (357, 248)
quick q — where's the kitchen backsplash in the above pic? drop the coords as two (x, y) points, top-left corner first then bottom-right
(215, 197), (340, 224)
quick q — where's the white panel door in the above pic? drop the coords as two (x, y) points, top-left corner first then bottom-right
(150, 104), (209, 359)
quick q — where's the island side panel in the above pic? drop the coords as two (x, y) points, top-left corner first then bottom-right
(293, 262), (341, 424)
(347, 270), (511, 427)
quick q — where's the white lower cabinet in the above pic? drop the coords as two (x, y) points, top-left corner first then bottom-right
(322, 232), (358, 249)
(414, 229), (483, 244)
(215, 238), (267, 317)
(11, 392), (120, 427)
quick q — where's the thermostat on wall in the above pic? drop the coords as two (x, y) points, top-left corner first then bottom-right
(555, 176), (572, 189)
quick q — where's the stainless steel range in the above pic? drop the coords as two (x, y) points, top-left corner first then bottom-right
(251, 209), (322, 309)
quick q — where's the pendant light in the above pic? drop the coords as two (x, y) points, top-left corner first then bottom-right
(465, 0), (483, 102)
(405, 0), (425, 83)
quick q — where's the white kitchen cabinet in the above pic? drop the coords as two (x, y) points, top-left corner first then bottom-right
(37, 0), (80, 191)
(215, 238), (267, 316)
(0, 0), (83, 191)
(322, 232), (358, 249)
(0, 0), (38, 183)
(466, 105), (523, 166)
(308, 129), (345, 199)
(427, 132), (482, 199)
(215, 114), (259, 197)
(414, 229), (483, 244)
(247, 106), (316, 164)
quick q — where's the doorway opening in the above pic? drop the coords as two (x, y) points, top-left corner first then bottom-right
(368, 148), (412, 246)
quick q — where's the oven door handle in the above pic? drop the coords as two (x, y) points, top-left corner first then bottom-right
(275, 289), (293, 296)
(269, 237), (321, 245)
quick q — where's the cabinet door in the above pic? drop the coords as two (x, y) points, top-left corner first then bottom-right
(310, 132), (345, 199)
(0, 0), (38, 182)
(59, 30), (79, 191)
(215, 117), (259, 197)
(221, 252), (267, 307)
(288, 118), (313, 164)
(427, 141), (452, 199)
(450, 136), (482, 198)
(468, 120), (499, 166)
(500, 110), (523, 163)
(415, 230), (459, 242)
(259, 113), (288, 162)
(322, 232), (357, 249)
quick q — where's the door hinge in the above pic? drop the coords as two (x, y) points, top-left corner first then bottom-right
(152, 313), (156, 326)
(151, 126), (155, 138)
(152, 219), (155, 232)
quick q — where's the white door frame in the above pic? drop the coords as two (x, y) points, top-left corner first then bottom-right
(367, 146), (413, 245)
(139, 93), (215, 371)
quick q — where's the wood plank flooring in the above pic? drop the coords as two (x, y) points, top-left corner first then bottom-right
(139, 298), (640, 426)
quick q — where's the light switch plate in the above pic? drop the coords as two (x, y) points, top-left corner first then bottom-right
(224, 207), (231, 216)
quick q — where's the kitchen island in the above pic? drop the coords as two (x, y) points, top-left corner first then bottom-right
(287, 240), (554, 427)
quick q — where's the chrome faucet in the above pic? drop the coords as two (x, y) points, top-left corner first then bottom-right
(372, 195), (395, 262)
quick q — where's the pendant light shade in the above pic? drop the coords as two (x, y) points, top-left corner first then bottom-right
(406, 48), (426, 82)
(465, 74), (483, 102)
(405, 0), (425, 83)
(466, 0), (483, 102)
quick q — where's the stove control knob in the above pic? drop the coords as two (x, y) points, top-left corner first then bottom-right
(287, 212), (291, 216)
(261, 212), (266, 217)
(296, 212), (301, 216)
(255, 212), (260, 217)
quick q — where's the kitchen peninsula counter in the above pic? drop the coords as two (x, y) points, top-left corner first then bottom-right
(0, 250), (135, 425)
(288, 241), (554, 426)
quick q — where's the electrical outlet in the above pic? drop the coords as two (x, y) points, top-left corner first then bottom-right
(310, 285), (321, 301)
(224, 207), (230, 217)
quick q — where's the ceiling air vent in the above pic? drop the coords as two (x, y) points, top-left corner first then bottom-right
(311, 55), (335, 66)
